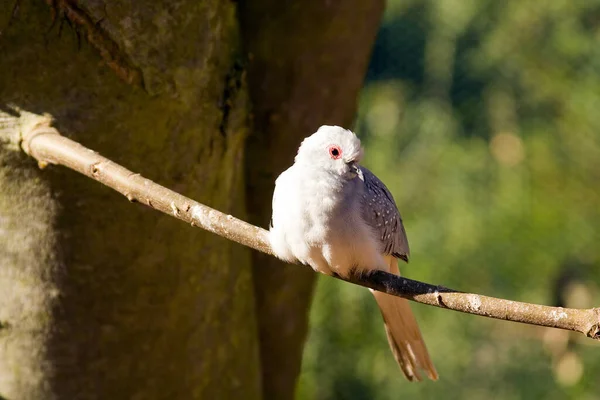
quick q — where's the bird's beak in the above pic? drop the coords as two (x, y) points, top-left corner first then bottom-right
(345, 160), (362, 180)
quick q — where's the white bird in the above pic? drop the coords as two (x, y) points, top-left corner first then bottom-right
(269, 125), (438, 381)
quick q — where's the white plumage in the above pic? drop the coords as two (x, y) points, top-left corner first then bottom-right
(269, 125), (438, 381)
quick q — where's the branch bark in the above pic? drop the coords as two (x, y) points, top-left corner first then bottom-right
(3, 109), (599, 341)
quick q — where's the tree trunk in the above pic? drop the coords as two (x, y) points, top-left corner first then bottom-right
(0, 1), (384, 399)
(239, 1), (384, 398)
(0, 1), (260, 399)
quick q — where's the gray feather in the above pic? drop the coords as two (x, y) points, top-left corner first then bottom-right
(359, 166), (410, 261)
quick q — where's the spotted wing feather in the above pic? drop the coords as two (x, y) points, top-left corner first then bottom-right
(359, 166), (410, 261)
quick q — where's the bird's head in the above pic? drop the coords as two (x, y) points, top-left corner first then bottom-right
(295, 125), (364, 179)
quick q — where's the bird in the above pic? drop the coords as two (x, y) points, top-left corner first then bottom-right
(268, 125), (438, 382)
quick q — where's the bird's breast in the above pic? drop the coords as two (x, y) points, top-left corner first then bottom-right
(270, 168), (383, 274)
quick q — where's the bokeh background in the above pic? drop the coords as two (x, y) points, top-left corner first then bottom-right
(297, 1), (600, 399)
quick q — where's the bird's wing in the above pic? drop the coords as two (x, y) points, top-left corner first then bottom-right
(359, 166), (410, 261)
(359, 167), (437, 381)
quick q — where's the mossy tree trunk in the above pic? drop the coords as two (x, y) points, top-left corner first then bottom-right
(0, 1), (260, 399)
(0, 1), (384, 399)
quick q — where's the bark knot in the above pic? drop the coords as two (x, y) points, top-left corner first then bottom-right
(589, 308), (600, 340)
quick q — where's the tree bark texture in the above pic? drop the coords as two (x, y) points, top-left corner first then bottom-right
(0, 1), (260, 399)
(239, 1), (385, 399)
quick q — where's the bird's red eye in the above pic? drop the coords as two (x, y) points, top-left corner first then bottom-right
(328, 145), (342, 159)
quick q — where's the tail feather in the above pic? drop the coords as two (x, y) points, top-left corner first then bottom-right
(370, 256), (438, 382)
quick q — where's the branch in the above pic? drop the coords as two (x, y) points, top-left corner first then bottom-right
(2, 108), (599, 341)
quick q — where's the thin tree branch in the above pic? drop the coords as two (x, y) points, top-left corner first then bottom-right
(2, 108), (599, 341)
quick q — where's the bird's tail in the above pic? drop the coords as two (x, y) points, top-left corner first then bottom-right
(370, 255), (438, 382)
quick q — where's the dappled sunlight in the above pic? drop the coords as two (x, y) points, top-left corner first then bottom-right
(490, 133), (524, 167)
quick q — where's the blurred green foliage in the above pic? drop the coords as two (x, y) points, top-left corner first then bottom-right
(297, 1), (600, 399)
